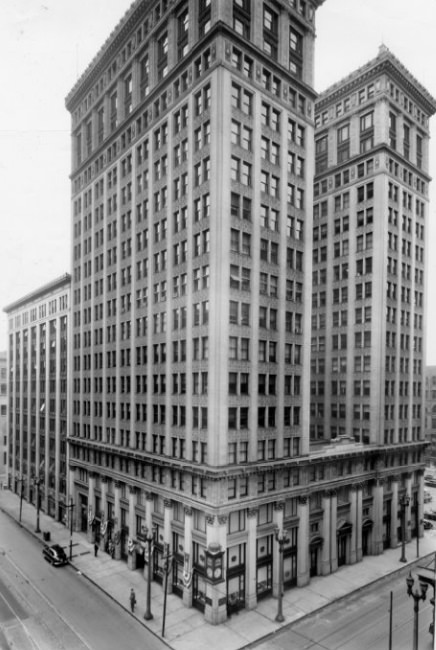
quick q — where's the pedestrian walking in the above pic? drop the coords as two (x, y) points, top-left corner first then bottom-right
(94, 542), (99, 557)
(130, 588), (136, 613)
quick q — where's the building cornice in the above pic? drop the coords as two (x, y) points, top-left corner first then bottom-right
(3, 273), (71, 314)
(316, 45), (436, 117)
(66, 0), (323, 111)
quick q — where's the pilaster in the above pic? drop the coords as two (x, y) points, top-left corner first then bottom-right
(204, 515), (227, 625)
(297, 496), (310, 586)
(246, 508), (258, 610)
(390, 476), (399, 548)
(183, 507), (193, 607)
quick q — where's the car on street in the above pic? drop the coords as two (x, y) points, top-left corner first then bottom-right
(423, 519), (434, 530)
(42, 543), (68, 566)
(424, 511), (436, 521)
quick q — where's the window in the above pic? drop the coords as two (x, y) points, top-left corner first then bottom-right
(230, 265), (251, 291)
(261, 103), (280, 131)
(231, 83), (252, 115)
(140, 54), (150, 98)
(177, 8), (189, 59)
(231, 157), (252, 186)
(289, 28), (303, 78)
(233, 0), (251, 38)
(231, 193), (251, 221)
(263, 5), (278, 59)
(157, 32), (169, 80)
(232, 120), (252, 151)
(199, 0), (211, 37)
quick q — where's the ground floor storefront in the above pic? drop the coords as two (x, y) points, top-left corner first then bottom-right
(69, 466), (425, 624)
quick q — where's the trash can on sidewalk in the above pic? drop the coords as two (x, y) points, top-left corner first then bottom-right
(43, 531), (51, 542)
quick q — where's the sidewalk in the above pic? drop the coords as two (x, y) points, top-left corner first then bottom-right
(1, 487), (435, 650)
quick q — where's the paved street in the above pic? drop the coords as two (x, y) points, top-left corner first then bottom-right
(251, 568), (434, 649)
(0, 509), (167, 650)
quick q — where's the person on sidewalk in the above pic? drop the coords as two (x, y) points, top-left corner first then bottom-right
(129, 588), (136, 613)
(94, 542), (99, 557)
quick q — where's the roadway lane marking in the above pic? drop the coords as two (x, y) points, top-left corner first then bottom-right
(0, 575), (28, 621)
(3, 552), (92, 650)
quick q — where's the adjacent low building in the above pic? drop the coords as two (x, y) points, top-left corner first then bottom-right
(4, 274), (71, 522)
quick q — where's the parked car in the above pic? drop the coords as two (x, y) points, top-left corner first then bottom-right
(423, 519), (434, 530)
(424, 511), (436, 521)
(42, 544), (68, 566)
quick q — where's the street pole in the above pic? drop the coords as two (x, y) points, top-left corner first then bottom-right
(399, 494), (409, 563)
(388, 590), (393, 650)
(144, 531), (154, 620)
(34, 477), (41, 533)
(406, 571), (428, 650)
(18, 477), (24, 524)
(161, 543), (172, 637)
(69, 497), (75, 560)
(274, 527), (289, 623)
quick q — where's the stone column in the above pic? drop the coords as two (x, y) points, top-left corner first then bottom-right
(321, 491), (331, 575)
(390, 476), (399, 548)
(68, 467), (76, 532)
(127, 487), (136, 570)
(272, 502), (285, 596)
(143, 492), (154, 580)
(204, 515), (227, 625)
(417, 470), (424, 538)
(87, 472), (96, 543)
(356, 484), (363, 562)
(183, 507), (193, 608)
(349, 485), (358, 564)
(372, 479), (384, 555)
(114, 482), (122, 560)
(163, 499), (173, 594)
(329, 490), (338, 573)
(99, 476), (107, 551)
(297, 496), (309, 586)
(405, 473), (412, 542)
(246, 508), (258, 610)
(145, 491), (153, 529)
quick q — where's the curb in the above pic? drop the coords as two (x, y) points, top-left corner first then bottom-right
(69, 560), (173, 649)
(241, 552), (436, 649)
(0, 501), (173, 649)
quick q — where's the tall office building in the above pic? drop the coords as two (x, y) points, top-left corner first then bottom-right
(0, 352), (7, 486)
(66, 0), (324, 622)
(311, 46), (436, 552)
(4, 275), (71, 522)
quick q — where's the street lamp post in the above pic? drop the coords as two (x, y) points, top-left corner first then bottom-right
(161, 543), (173, 638)
(65, 498), (75, 560)
(406, 570), (428, 650)
(399, 493), (410, 563)
(274, 527), (290, 623)
(33, 476), (43, 533)
(17, 476), (25, 523)
(143, 526), (156, 621)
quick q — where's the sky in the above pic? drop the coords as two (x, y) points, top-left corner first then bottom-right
(1, 0), (436, 359)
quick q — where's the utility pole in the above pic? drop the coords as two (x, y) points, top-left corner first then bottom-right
(65, 497), (75, 560)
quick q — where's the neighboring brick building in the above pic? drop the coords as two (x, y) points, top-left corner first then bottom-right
(4, 275), (71, 523)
